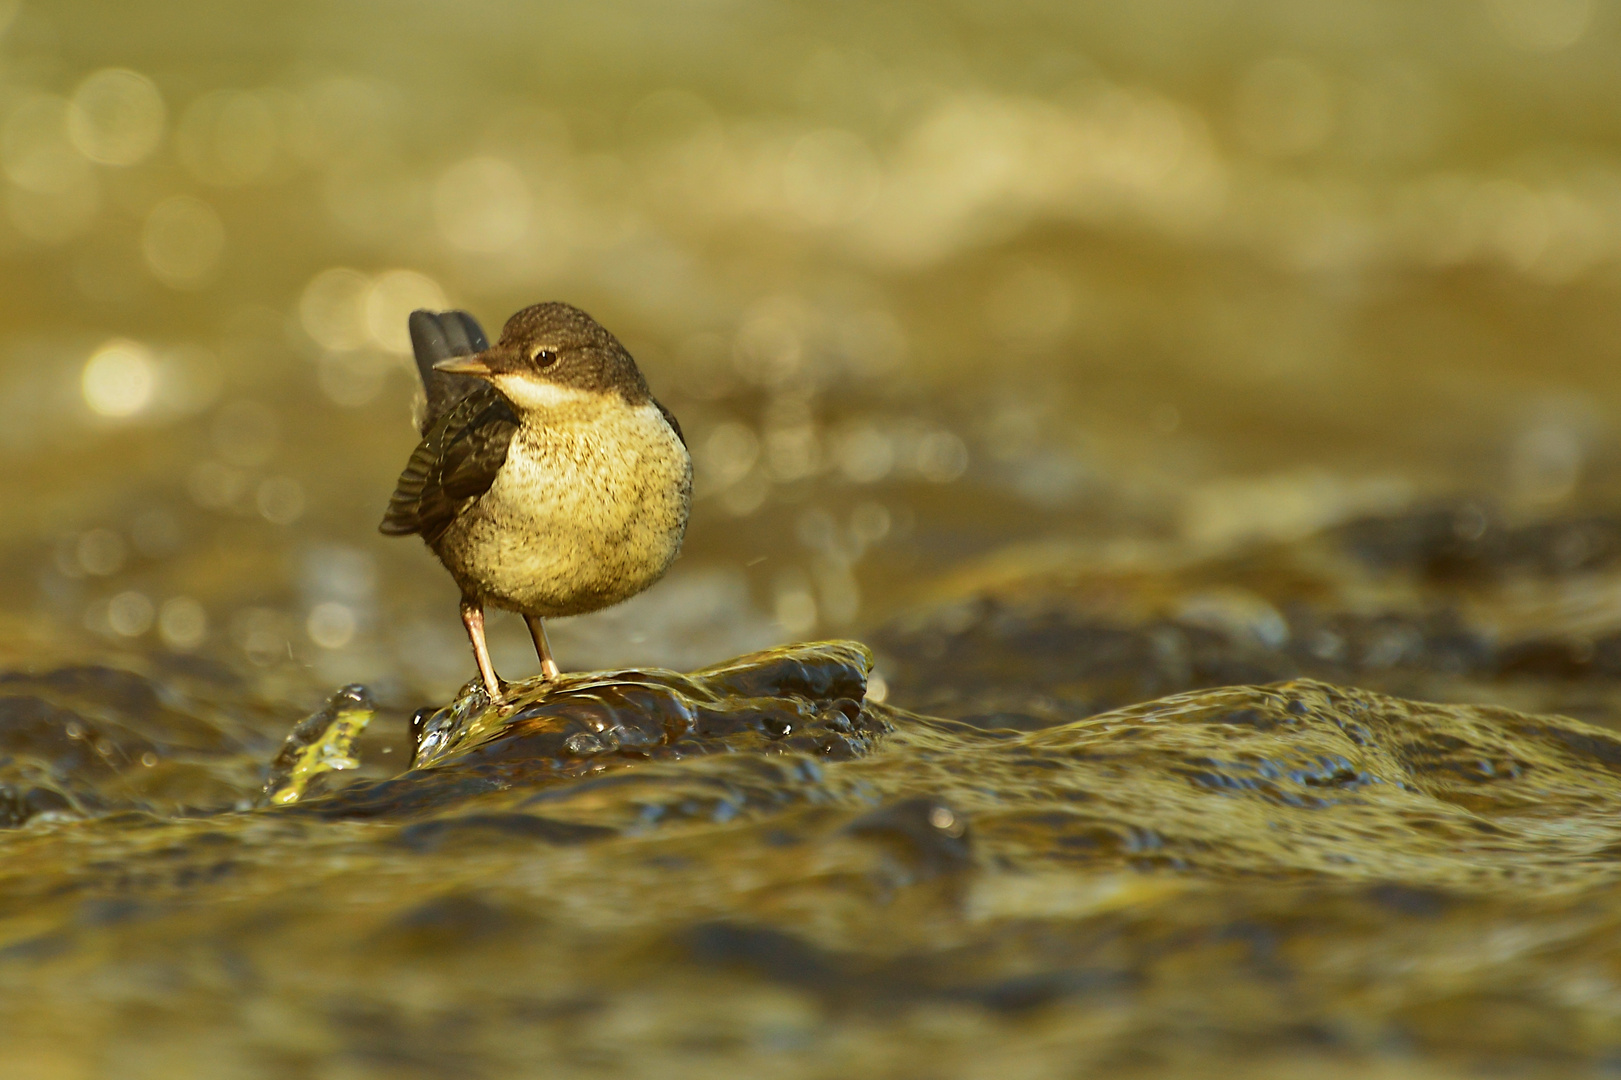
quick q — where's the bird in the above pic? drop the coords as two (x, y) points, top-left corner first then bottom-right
(379, 302), (692, 705)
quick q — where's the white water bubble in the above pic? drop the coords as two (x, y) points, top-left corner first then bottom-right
(82, 339), (156, 417)
(256, 477), (305, 525)
(76, 528), (125, 576)
(835, 425), (895, 484)
(187, 461), (247, 510)
(915, 431), (969, 483)
(142, 196), (225, 289)
(1511, 422), (1584, 504)
(720, 473), (770, 517)
(306, 601), (357, 650)
(772, 572), (818, 636)
(698, 422), (760, 491)
(765, 424), (822, 482)
(67, 68), (165, 166)
(813, 560), (860, 625)
(233, 607), (289, 665)
(107, 591), (155, 637)
(304, 545), (377, 602)
(866, 671), (889, 703)
(733, 298), (809, 387)
(158, 596), (207, 650)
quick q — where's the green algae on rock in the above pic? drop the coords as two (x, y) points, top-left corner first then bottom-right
(260, 684), (375, 806)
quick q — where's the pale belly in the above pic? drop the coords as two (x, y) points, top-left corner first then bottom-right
(433, 405), (692, 617)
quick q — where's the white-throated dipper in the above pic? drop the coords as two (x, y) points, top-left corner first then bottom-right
(380, 303), (692, 704)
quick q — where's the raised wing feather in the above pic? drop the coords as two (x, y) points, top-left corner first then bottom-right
(379, 384), (518, 544)
(409, 309), (490, 433)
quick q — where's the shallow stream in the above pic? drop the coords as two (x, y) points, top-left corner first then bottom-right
(4, 2), (1621, 1076)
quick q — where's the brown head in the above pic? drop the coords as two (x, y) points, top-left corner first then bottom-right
(430, 302), (651, 412)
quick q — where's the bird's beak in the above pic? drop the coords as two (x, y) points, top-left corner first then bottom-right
(432, 354), (495, 378)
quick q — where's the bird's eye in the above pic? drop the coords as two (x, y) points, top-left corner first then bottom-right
(531, 347), (558, 367)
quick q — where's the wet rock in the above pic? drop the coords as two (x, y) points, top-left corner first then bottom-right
(419, 639), (883, 768)
(1333, 504), (1621, 580)
(298, 641), (889, 821)
(874, 501), (1621, 731)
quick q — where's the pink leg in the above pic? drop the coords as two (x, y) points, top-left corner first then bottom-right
(460, 596), (504, 704)
(525, 616), (561, 681)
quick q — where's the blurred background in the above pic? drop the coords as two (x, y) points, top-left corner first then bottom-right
(2, 0), (1620, 709)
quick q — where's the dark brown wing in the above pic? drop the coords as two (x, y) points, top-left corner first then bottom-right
(409, 309), (490, 434)
(654, 399), (686, 447)
(379, 385), (518, 544)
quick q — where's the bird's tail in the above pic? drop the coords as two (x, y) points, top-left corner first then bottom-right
(408, 309), (489, 434)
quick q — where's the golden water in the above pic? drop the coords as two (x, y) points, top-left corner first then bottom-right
(3, 1), (1621, 1075)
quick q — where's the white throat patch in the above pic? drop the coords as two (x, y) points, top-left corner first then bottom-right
(491, 374), (595, 412)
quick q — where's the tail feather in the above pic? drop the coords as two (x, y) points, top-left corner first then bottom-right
(409, 309), (490, 433)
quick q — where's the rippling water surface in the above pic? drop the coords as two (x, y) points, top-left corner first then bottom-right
(4, 1), (1621, 1075)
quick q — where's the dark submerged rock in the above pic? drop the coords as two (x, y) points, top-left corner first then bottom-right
(294, 640), (890, 821)
(874, 499), (1621, 732)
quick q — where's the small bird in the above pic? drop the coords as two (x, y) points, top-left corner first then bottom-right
(380, 302), (692, 704)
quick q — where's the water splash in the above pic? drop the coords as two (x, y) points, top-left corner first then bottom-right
(260, 684), (374, 806)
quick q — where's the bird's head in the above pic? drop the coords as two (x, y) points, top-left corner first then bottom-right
(431, 302), (649, 412)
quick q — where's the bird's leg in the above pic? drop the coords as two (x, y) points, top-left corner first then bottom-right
(459, 596), (505, 704)
(525, 615), (561, 681)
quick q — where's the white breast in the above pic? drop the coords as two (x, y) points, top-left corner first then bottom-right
(436, 399), (693, 618)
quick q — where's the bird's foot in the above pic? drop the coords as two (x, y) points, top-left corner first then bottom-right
(480, 683), (508, 708)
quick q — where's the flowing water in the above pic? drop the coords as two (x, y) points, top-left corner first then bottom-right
(4, 1), (1621, 1076)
